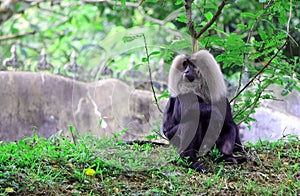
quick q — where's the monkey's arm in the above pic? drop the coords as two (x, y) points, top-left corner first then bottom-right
(162, 97), (180, 140)
(163, 94), (210, 139)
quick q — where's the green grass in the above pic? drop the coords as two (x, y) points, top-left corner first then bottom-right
(0, 133), (299, 195)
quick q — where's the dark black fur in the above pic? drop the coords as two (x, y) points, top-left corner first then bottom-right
(163, 93), (249, 172)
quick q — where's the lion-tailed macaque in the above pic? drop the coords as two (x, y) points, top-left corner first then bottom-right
(163, 50), (249, 172)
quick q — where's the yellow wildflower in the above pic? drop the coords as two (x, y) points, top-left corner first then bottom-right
(5, 187), (14, 193)
(85, 168), (96, 176)
(286, 179), (293, 184)
(113, 187), (119, 194)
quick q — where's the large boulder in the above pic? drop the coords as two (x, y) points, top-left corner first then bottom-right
(0, 71), (166, 142)
(239, 106), (300, 143)
(264, 84), (300, 117)
(240, 85), (300, 143)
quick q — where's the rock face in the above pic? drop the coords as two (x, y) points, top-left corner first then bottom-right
(264, 84), (300, 118)
(2, 72), (298, 144)
(240, 85), (300, 143)
(0, 72), (165, 142)
(239, 107), (300, 143)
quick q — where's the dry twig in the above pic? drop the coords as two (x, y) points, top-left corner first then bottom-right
(0, 31), (36, 41)
(142, 34), (163, 114)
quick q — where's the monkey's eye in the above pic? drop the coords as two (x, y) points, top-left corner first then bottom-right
(183, 61), (188, 69)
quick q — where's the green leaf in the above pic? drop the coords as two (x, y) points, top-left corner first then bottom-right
(69, 125), (73, 133)
(141, 57), (147, 62)
(157, 90), (169, 99)
(122, 34), (143, 43)
(281, 89), (289, 96)
(175, 0), (184, 5)
(204, 12), (213, 21)
(237, 24), (247, 30)
(294, 85), (300, 93)
(146, 134), (158, 140)
(149, 51), (160, 57)
(83, 14), (90, 23)
(134, 63), (142, 70)
(98, 119), (103, 126)
(213, 26), (228, 36)
(12, 27), (19, 34)
(241, 12), (256, 19)
(258, 28), (268, 41)
(121, 0), (126, 8)
(117, 139), (124, 145)
(176, 13), (186, 23)
(203, 4), (218, 9)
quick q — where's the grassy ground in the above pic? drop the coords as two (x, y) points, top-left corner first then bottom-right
(0, 133), (299, 196)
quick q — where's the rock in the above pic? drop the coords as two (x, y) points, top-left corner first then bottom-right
(239, 84), (300, 143)
(0, 71), (167, 142)
(240, 105), (300, 143)
(264, 84), (300, 117)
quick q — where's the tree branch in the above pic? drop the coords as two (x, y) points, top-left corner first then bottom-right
(80, 0), (139, 8)
(195, 0), (226, 39)
(0, 0), (17, 24)
(230, 40), (288, 102)
(286, 0), (292, 34)
(185, 0), (196, 38)
(237, 93), (262, 124)
(235, 88), (263, 124)
(142, 34), (163, 114)
(0, 31), (36, 41)
(185, 0), (198, 53)
(185, 0), (226, 52)
(137, 7), (182, 26)
(137, 7), (182, 37)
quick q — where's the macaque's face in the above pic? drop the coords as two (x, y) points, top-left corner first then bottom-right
(182, 60), (198, 82)
(169, 56), (203, 97)
(169, 50), (226, 103)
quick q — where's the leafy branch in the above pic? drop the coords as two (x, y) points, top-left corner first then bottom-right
(230, 40), (288, 103)
(185, 0), (227, 53)
(235, 87), (263, 125)
(232, 0), (294, 103)
(195, 0), (226, 39)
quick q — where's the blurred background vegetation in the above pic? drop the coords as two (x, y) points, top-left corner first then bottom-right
(0, 0), (299, 124)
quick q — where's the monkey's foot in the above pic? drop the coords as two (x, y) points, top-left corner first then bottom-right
(234, 146), (251, 154)
(218, 155), (251, 164)
(189, 161), (207, 173)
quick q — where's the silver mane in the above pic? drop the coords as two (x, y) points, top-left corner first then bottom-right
(168, 50), (227, 103)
